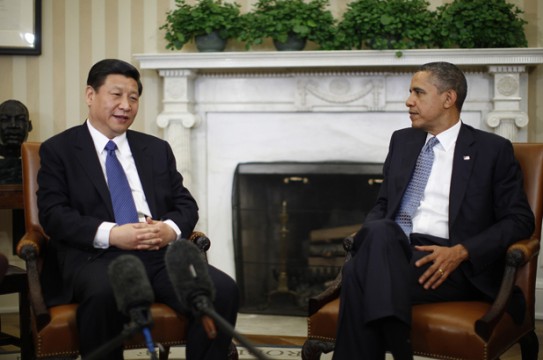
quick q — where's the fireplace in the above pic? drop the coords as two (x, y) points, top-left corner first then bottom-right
(232, 162), (382, 315)
(135, 49), (543, 319)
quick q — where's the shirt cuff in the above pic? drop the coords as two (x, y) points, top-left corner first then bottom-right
(94, 222), (117, 249)
(164, 219), (182, 242)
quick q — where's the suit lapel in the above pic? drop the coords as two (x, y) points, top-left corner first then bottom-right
(449, 124), (476, 228)
(127, 132), (156, 217)
(71, 124), (114, 217)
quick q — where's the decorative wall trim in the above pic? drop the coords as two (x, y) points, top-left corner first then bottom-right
(136, 48), (543, 70)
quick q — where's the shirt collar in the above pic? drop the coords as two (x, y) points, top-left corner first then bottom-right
(430, 120), (461, 151)
(86, 119), (128, 154)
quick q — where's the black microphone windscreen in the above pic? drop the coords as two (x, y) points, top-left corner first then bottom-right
(165, 240), (215, 309)
(108, 254), (155, 315)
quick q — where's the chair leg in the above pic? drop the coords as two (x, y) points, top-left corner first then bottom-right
(19, 283), (33, 360)
(228, 341), (239, 360)
(519, 330), (539, 360)
(159, 345), (170, 360)
(301, 339), (335, 360)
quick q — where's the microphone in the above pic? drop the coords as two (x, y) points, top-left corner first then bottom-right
(107, 255), (158, 359)
(166, 240), (271, 360)
(108, 254), (155, 316)
(165, 239), (215, 314)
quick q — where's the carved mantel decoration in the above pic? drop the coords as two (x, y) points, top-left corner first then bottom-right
(135, 49), (543, 318)
(136, 48), (543, 187)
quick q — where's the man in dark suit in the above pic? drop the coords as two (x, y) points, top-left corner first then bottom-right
(332, 62), (535, 359)
(37, 59), (239, 360)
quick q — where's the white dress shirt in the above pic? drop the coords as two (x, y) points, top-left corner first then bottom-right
(411, 120), (461, 239)
(86, 120), (181, 248)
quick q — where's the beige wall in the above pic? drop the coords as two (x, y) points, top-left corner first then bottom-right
(0, 0), (540, 310)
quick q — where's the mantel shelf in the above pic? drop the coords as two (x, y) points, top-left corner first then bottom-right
(135, 48), (543, 71)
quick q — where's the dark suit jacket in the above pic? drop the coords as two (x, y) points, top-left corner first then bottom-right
(365, 123), (534, 299)
(37, 123), (199, 306)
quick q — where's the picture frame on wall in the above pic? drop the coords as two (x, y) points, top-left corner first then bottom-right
(0, 0), (41, 55)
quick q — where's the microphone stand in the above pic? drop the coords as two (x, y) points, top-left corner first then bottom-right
(85, 307), (158, 360)
(194, 297), (272, 360)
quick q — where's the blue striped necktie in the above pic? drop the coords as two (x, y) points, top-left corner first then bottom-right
(395, 136), (439, 236)
(105, 141), (139, 225)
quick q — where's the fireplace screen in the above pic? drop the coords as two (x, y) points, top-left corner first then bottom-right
(232, 162), (383, 316)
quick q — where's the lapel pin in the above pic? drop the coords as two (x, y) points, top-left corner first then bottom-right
(463, 155), (471, 160)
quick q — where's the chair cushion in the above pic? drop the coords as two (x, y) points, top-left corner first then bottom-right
(34, 303), (188, 358)
(412, 301), (528, 360)
(308, 298), (340, 341)
(308, 299), (532, 360)
(34, 304), (79, 358)
(125, 303), (188, 348)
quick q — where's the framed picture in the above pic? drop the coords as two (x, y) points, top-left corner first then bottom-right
(0, 0), (41, 55)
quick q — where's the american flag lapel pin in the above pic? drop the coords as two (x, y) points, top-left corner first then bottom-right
(463, 155), (471, 160)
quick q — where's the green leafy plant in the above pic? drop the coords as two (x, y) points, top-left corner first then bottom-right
(435, 0), (528, 48)
(238, 0), (337, 50)
(335, 0), (437, 50)
(161, 0), (242, 50)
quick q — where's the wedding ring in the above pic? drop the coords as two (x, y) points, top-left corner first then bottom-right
(438, 268), (445, 276)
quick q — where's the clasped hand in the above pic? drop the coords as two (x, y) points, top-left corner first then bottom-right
(414, 244), (469, 290)
(109, 218), (177, 250)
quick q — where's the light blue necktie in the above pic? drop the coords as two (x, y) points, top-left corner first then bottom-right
(395, 137), (440, 236)
(105, 141), (139, 225)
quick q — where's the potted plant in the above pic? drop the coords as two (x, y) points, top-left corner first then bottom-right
(161, 0), (242, 52)
(435, 0), (528, 48)
(335, 0), (437, 51)
(238, 0), (337, 51)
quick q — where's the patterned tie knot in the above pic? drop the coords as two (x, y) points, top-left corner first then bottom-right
(424, 136), (439, 153)
(105, 140), (117, 153)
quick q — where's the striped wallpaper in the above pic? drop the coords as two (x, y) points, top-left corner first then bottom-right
(0, 0), (172, 142)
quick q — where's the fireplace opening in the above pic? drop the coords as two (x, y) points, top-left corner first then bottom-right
(232, 162), (383, 316)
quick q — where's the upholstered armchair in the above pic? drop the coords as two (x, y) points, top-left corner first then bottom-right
(302, 143), (543, 360)
(16, 142), (238, 360)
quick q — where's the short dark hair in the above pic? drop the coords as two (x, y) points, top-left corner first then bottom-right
(418, 62), (467, 112)
(86, 59), (143, 96)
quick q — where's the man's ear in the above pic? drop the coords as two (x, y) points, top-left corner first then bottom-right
(85, 85), (95, 106)
(28, 120), (33, 133)
(443, 89), (458, 109)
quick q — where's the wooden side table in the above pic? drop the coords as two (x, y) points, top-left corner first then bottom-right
(0, 183), (31, 360)
(0, 184), (24, 252)
(0, 184), (23, 210)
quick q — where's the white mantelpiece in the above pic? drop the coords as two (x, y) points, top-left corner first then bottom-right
(135, 49), (543, 318)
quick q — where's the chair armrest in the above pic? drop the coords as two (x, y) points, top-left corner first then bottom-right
(16, 229), (51, 331)
(16, 225), (46, 259)
(308, 271), (342, 316)
(475, 236), (540, 341)
(188, 231), (211, 252)
(307, 233), (355, 316)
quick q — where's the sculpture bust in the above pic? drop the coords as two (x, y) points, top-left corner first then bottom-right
(0, 99), (33, 184)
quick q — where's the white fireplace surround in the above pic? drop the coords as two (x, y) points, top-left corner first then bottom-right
(135, 48), (543, 318)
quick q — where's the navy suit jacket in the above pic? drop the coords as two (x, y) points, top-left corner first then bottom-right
(37, 123), (199, 306)
(365, 123), (534, 299)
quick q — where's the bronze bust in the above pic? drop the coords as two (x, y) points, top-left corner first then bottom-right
(0, 99), (33, 183)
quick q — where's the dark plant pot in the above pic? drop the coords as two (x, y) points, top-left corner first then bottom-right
(195, 31), (227, 52)
(273, 33), (307, 51)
